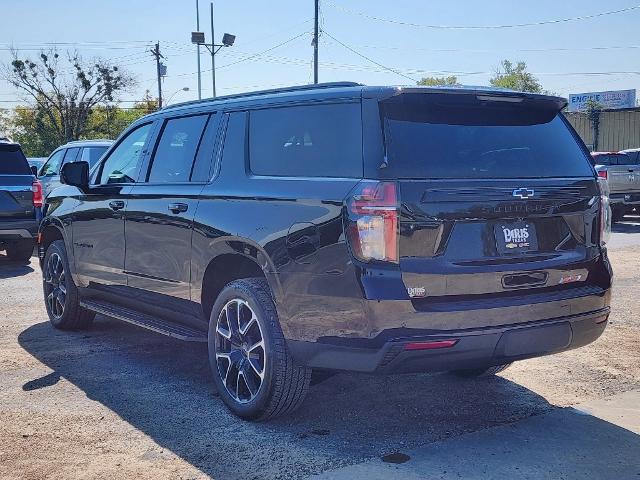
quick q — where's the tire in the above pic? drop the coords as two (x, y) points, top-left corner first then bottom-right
(5, 240), (34, 262)
(451, 363), (513, 378)
(42, 240), (94, 330)
(208, 278), (311, 421)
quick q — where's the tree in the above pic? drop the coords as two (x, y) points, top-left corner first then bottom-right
(2, 49), (135, 147)
(417, 76), (459, 87)
(0, 108), (10, 138)
(489, 60), (542, 93)
(4, 91), (156, 157)
(84, 90), (157, 140)
(9, 103), (62, 156)
(585, 99), (604, 151)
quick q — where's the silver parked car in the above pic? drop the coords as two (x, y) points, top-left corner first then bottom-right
(38, 140), (113, 198)
(591, 151), (640, 222)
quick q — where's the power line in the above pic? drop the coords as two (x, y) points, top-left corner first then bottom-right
(322, 31), (418, 82)
(351, 44), (640, 54)
(217, 31), (310, 70)
(324, 1), (640, 29)
(141, 30), (309, 82)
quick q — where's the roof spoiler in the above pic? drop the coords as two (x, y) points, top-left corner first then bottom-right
(381, 87), (568, 113)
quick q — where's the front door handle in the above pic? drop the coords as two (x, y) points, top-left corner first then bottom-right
(168, 202), (188, 214)
(108, 200), (125, 211)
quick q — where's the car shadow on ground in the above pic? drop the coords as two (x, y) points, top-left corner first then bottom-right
(15, 316), (632, 479)
(0, 254), (34, 278)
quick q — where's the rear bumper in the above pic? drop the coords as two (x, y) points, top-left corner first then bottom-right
(288, 307), (609, 373)
(0, 218), (38, 241)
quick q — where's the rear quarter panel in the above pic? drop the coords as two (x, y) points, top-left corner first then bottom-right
(191, 174), (363, 339)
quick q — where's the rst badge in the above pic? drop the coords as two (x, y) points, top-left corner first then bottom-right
(407, 287), (427, 298)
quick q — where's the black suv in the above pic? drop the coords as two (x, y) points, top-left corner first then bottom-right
(1, 138), (42, 261)
(39, 83), (613, 420)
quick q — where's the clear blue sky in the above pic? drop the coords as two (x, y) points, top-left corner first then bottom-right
(1, 0), (639, 107)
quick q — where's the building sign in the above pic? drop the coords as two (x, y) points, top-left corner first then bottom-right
(568, 89), (636, 112)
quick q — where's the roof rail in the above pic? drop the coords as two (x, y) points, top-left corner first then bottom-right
(163, 81), (363, 111)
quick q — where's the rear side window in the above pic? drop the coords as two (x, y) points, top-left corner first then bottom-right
(249, 103), (362, 178)
(80, 146), (109, 167)
(381, 94), (594, 179)
(0, 144), (30, 174)
(147, 114), (209, 183)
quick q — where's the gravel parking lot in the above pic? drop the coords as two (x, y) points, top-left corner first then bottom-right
(1, 220), (639, 480)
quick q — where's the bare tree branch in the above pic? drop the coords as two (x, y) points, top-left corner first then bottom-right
(1, 48), (136, 144)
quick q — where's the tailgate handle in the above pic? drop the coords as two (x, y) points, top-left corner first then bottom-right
(502, 272), (548, 289)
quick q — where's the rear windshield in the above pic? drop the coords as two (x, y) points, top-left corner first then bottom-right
(0, 144), (30, 175)
(381, 94), (594, 179)
(592, 154), (629, 166)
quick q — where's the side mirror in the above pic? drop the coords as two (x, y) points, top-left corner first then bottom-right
(60, 161), (90, 190)
(30, 165), (38, 176)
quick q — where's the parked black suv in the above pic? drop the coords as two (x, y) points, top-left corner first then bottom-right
(39, 83), (612, 420)
(1, 138), (42, 261)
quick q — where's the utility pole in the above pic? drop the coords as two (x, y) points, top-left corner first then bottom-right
(196, 0), (202, 99)
(210, 2), (216, 98)
(151, 42), (164, 108)
(313, 0), (319, 84)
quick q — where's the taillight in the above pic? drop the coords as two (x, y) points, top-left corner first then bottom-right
(32, 180), (43, 208)
(597, 177), (611, 246)
(597, 170), (608, 180)
(345, 180), (399, 263)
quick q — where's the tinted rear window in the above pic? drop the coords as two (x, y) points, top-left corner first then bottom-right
(592, 154), (628, 166)
(147, 114), (209, 183)
(249, 103), (362, 178)
(0, 144), (30, 175)
(381, 94), (593, 179)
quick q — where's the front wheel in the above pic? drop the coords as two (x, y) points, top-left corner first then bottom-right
(451, 363), (513, 378)
(43, 240), (94, 330)
(208, 278), (311, 420)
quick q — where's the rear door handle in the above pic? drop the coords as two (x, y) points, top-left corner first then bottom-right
(168, 202), (188, 214)
(108, 200), (125, 211)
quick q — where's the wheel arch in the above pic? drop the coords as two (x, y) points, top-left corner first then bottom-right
(38, 218), (70, 268)
(196, 237), (284, 323)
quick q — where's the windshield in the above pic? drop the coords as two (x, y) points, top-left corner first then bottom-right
(381, 94), (594, 179)
(0, 144), (31, 175)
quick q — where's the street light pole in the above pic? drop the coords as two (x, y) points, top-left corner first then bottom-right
(166, 87), (190, 105)
(191, 31), (235, 98)
(210, 2), (216, 98)
(196, 0), (202, 100)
